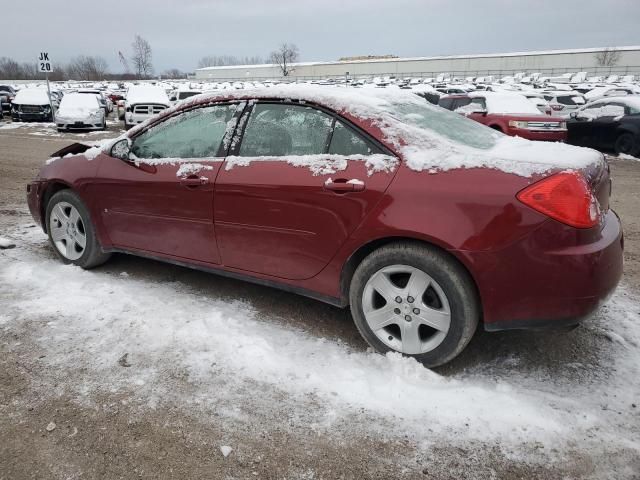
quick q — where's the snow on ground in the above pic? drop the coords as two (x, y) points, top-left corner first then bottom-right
(0, 224), (639, 471)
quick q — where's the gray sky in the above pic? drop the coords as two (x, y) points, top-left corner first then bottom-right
(4, 0), (640, 73)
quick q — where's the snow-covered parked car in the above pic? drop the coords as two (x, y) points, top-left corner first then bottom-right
(55, 93), (106, 132)
(27, 86), (622, 367)
(11, 88), (53, 122)
(124, 85), (170, 129)
(169, 88), (202, 106)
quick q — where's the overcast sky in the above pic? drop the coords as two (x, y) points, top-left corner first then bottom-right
(4, 0), (639, 73)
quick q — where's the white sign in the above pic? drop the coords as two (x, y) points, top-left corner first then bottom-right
(38, 52), (53, 73)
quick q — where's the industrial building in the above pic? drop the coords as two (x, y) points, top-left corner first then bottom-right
(195, 46), (640, 81)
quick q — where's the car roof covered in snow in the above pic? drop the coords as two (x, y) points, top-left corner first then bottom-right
(125, 84), (602, 179)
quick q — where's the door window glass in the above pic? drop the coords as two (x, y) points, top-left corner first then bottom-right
(239, 103), (333, 156)
(328, 121), (380, 156)
(131, 104), (237, 159)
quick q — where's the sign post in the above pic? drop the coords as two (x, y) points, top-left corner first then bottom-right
(38, 52), (56, 122)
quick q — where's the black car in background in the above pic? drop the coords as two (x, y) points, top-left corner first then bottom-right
(567, 96), (640, 157)
(0, 85), (16, 114)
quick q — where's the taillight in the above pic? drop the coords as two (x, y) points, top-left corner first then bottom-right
(517, 172), (599, 228)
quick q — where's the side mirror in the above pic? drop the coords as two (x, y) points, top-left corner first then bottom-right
(570, 111), (578, 119)
(110, 138), (131, 161)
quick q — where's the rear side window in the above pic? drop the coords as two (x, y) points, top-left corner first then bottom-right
(328, 121), (381, 156)
(131, 104), (237, 159)
(239, 103), (333, 156)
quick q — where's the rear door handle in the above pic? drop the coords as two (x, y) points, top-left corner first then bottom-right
(324, 178), (365, 193)
(180, 175), (209, 188)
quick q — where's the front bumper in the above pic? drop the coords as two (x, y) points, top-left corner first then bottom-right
(12, 112), (52, 122)
(460, 209), (624, 331)
(26, 181), (45, 230)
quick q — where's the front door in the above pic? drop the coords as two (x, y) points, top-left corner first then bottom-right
(214, 102), (398, 280)
(92, 103), (242, 264)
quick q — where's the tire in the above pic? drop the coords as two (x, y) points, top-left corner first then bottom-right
(349, 242), (479, 367)
(46, 190), (111, 269)
(614, 133), (638, 156)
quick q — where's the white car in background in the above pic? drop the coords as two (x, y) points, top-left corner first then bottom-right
(124, 85), (170, 129)
(542, 91), (586, 116)
(55, 92), (106, 131)
(169, 88), (202, 105)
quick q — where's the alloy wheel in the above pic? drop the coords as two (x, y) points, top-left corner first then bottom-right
(49, 201), (87, 261)
(362, 264), (451, 355)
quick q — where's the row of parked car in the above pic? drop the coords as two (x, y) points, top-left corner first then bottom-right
(3, 76), (640, 156)
(436, 91), (640, 156)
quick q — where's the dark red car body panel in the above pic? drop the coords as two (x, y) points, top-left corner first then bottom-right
(27, 94), (623, 331)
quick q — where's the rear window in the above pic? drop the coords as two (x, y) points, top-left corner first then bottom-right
(387, 98), (497, 150)
(557, 96), (585, 106)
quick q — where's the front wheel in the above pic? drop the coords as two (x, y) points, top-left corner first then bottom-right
(349, 242), (479, 367)
(46, 190), (111, 269)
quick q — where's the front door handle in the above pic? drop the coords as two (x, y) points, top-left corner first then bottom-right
(324, 178), (365, 193)
(180, 175), (209, 188)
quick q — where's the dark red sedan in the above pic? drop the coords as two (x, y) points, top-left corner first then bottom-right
(26, 87), (623, 367)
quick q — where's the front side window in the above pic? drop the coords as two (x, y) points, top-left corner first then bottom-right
(239, 104), (333, 156)
(131, 104), (238, 159)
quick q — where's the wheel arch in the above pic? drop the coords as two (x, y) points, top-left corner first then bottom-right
(339, 236), (483, 320)
(41, 181), (73, 233)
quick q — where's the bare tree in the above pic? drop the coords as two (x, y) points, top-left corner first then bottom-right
(595, 47), (621, 67)
(67, 55), (109, 81)
(162, 68), (185, 79)
(0, 57), (23, 79)
(131, 34), (153, 78)
(197, 55), (263, 68)
(269, 43), (299, 77)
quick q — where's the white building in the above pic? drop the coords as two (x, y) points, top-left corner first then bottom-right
(195, 46), (640, 81)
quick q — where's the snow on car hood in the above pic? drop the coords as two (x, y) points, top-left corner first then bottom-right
(56, 93), (102, 120)
(125, 86), (170, 106)
(12, 88), (50, 106)
(173, 85), (602, 178)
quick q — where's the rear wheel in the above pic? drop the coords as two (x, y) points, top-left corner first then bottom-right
(349, 242), (479, 367)
(46, 190), (111, 269)
(615, 133), (638, 157)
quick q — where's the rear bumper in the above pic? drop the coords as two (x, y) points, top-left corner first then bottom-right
(461, 210), (623, 331)
(509, 128), (567, 142)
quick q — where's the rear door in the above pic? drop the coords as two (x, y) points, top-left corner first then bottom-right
(93, 103), (243, 264)
(214, 101), (398, 280)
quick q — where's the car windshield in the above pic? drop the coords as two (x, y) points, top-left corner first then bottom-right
(385, 98), (497, 149)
